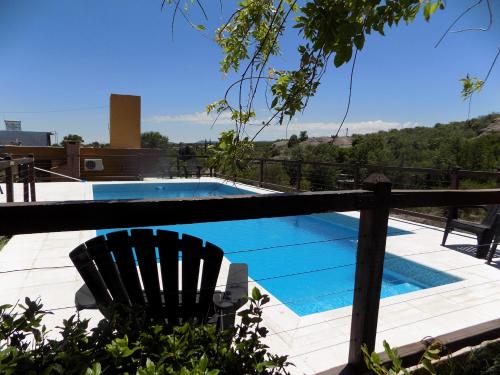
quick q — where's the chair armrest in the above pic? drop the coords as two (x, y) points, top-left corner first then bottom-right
(213, 263), (248, 329)
(75, 284), (98, 310)
(492, 213), (500, 232)
(214, 263), (248, 309)
(446, 205), (489, 224)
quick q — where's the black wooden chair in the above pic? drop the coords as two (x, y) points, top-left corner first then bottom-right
(69, 229), (248, 329)
(486, 228), (500, 264)
(441, 204), (500, 258)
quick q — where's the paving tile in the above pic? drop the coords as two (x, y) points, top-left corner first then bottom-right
(23, 267), (78, 288)
(0, 271), (28, 291)
(406, 294), (460, 315)
(31, 256), (73, 268)
(378, 302), (433, 331)
(19, 281), (80, 309)
(3, 179), (500, 374)
(0, 258), (35, 272)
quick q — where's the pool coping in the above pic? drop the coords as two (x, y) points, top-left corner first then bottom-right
(1, 177), (500, 374)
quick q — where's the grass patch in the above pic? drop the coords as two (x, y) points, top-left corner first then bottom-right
(430, 340), (500, 375)
(0, 236), (10, 251)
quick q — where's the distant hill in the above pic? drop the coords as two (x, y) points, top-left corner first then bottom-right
(255, 113), (500, 172)
(478, 117), (500, 137)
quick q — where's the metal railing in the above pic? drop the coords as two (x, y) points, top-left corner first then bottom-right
(0, 154), (36, 202)
(1, 176), (500, 373)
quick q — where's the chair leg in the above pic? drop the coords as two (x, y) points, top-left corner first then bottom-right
(476, 231), (493, 258)
(486, 241), (498, 264)
(441, 227), (451, 246)
(486, 231), (500, 264)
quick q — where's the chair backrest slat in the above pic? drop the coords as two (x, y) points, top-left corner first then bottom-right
(131, 229), (163, 318)
(69, 244), (113, 308)
(106, 231), (145, 305)
(85, 236), (130, 305)
(157, 230), (181, 325)
(198, 242), (223, 322)
(181, 234), (203, 321)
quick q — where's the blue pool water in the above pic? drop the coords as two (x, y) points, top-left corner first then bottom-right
(93, 182), (461, 316)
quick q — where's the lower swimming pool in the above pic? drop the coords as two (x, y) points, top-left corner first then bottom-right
(93, 182), (461, 316)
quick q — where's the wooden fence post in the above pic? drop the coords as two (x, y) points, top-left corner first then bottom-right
(64, 141), (81, 179)
(21, 163), (29, 202)
(259, 159), (264, 187)
(447, 167), (461, 223)
(450, 167), (460, 189)
(353, 163), (360, 189)
(348, 173), (392, 371)
(5, 155), (14, 203)
(137, 153), (143, 180)
(28, 154), (36, 202)
(296, 160), (302, 191)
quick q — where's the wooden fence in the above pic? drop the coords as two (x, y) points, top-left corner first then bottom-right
(1, 175), (500, 373)
(0, 154), (36, 202)
(2, 145), (500, 224)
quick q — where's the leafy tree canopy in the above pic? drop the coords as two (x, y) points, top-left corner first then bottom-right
(141, 131), (169, 150)
(287, 134), (299, 148)
(165, 0), (445, 174)
(163, 0), (497, 176)
(61, 134), (84, 145)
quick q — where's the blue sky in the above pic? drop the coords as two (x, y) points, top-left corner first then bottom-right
(0, 0), (498, 143)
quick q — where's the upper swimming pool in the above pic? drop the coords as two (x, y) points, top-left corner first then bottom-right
(93, 182), (461, 316)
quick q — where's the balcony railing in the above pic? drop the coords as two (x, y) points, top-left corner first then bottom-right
(1, 173), (500, 373)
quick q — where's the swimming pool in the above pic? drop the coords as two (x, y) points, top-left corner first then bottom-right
(93, 182), (461, 316)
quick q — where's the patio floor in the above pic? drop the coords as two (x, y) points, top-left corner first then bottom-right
(1, 178), (500, 374)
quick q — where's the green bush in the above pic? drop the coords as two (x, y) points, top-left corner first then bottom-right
(363, 339), (500, 375)
(0, 288), (292, 374)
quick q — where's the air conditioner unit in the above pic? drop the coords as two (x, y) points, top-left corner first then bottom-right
(84, 159), (104, 171)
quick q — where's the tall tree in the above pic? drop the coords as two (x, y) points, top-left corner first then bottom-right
(164, 0), (496, 174)
(299, 131), (308, 142)
(141, 131), (169, 150)
(61, 134), (84, 145)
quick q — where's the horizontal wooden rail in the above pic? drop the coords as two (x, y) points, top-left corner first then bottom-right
(0, 190), (374, 235)
(328, 314), (500, 374)
(2, 188), (500, 236)
(0, 157), (33, 170)
(457, 170), (500, 179)
(217, 174), (302, 192)
(390, 189), (500, 207)
(241, 158), (500, 178)
(382, 317), (500, 369)
(391, 208), (447, 223)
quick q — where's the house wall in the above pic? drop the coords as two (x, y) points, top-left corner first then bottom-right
(0, 145), (163, 181)
(0, 131), (51, 146)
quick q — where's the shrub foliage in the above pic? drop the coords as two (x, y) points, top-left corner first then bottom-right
(0, 288), (291, 374)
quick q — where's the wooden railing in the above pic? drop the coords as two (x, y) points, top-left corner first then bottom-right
(1, 175), (500, 373)
(171, 155), (500, 189)
(0, 154), (36, 202)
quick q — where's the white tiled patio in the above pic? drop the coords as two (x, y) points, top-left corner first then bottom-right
(1, 178), (500, 375)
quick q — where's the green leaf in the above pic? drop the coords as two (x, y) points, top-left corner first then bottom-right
(334, 52), (345, 68)
(251, 287), (262, 300)
(195, 24), (206, 31)
(85, 363), (102, 375)
(354, 35), (365, 50)
(423, 2), (431, 21)
(430, 2), (440, 15)
(421, 357), (436, 374)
